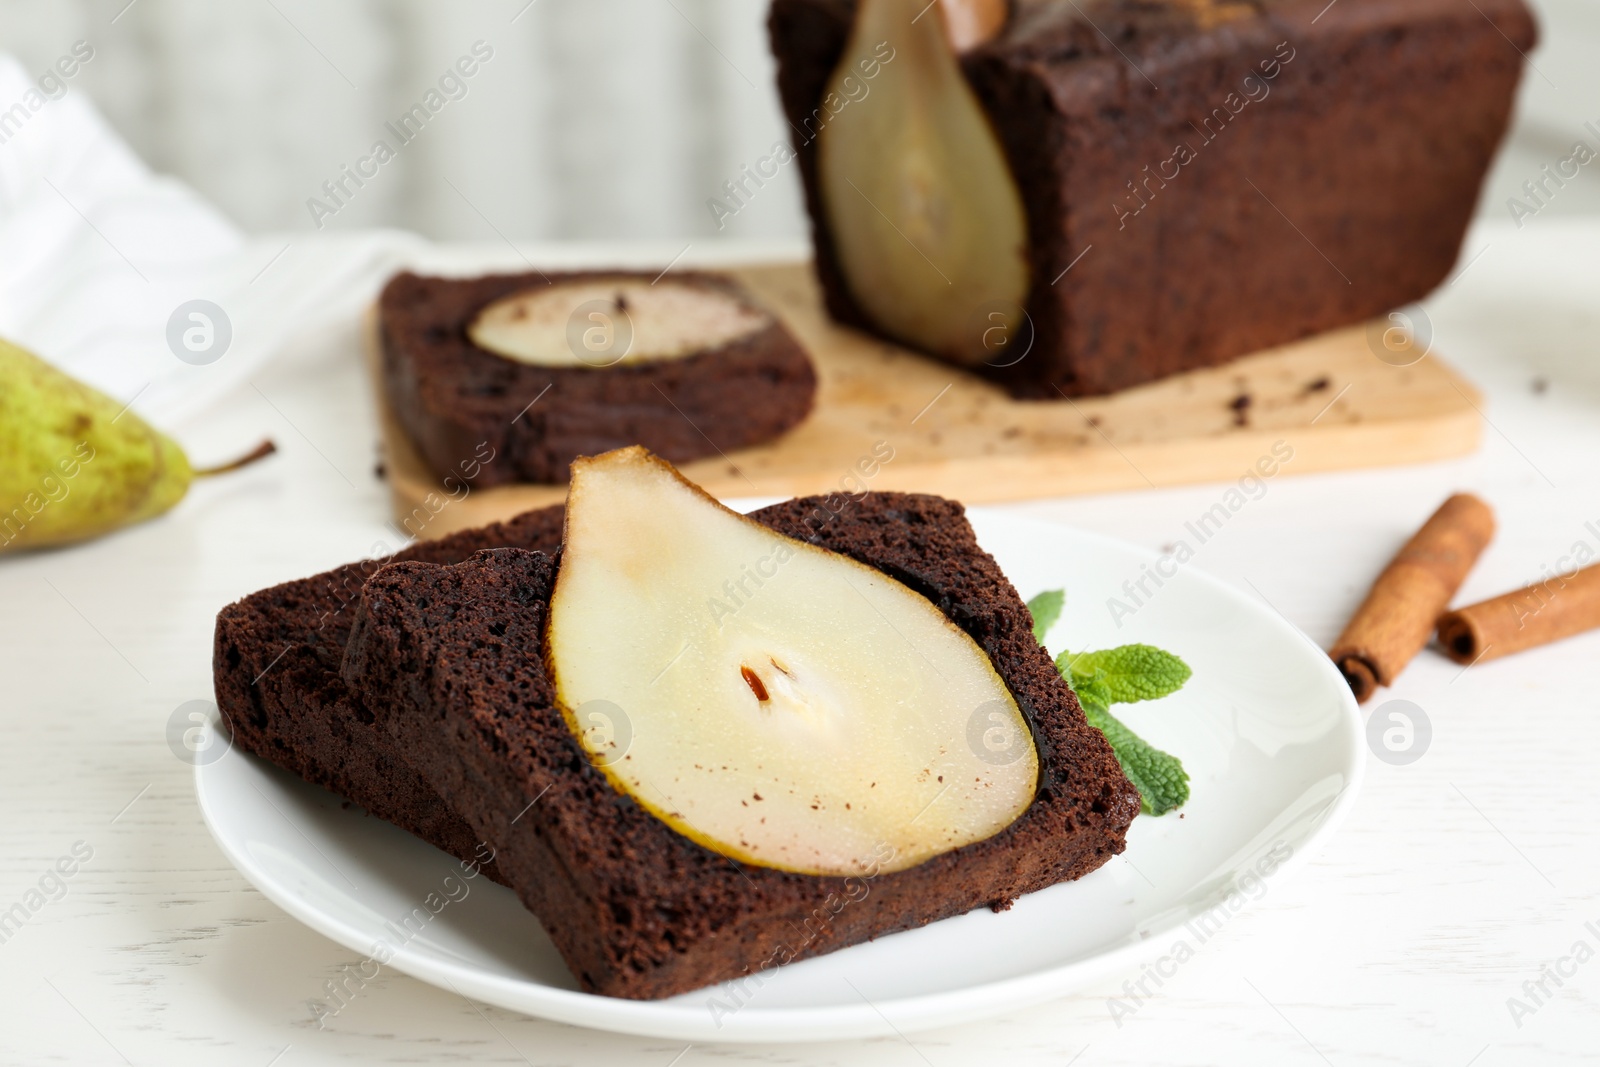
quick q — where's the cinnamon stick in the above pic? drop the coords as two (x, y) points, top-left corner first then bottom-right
(1329, 494), (1495, 703)
(1437, 562), (1600, 664)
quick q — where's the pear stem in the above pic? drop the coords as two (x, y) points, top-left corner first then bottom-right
(195, 439), (278, 477)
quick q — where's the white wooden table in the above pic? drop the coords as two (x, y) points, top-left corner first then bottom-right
(2, 223), (1596, 1066)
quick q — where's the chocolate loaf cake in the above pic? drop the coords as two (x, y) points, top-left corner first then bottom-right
(212, 507), (565, 877)
(769, 0), (1535, 397)
(343, 491), (1140, 999)
(379, 270), (816, 485)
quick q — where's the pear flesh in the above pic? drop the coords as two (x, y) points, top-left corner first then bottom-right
(546, 446), (1039, 877)
(469, 277), (772, 369)
(817, 0), (1030, 367)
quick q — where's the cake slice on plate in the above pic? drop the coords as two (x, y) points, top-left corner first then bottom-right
(342, 447), (1139, 999)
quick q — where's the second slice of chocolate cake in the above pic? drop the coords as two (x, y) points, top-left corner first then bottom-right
(343, 464), (1139, 1000)
(212, 507), (566, 878)
(379, 270), (816, 486)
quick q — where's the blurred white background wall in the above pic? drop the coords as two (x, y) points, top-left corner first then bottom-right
(0, 0), (1595, 242)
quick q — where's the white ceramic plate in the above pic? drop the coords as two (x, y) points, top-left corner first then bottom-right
(195, 508), (1362, 1043)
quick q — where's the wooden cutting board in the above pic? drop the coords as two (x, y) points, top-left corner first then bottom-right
(369, 261), (1481, 540)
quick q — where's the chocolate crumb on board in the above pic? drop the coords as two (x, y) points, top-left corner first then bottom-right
(1229, 393), (1253, 427)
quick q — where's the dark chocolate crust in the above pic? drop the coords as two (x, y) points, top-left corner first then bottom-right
(378, 270), (817, 485)
(211, 507), (567, 880)
(770, 0), (1536, 397)
(343, 492), (1140, 1000)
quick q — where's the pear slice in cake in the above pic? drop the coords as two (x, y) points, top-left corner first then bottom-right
(545, 446), (1039, 876)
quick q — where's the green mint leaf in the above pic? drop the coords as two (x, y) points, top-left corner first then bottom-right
(1026, 589), (1065, 643)
(1061, 660), (1112, 715)
(1063, 645), (1191, 705)
(1041, 610), (1193, 816)
(1082, 703), (1190, 816)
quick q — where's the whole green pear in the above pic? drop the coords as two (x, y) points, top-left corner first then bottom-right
(0, 337), (271, 552)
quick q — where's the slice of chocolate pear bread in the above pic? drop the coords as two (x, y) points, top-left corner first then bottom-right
(343, 476), (1139, 999)
(379, 269), (816, 485)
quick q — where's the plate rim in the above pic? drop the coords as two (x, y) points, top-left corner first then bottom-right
(195, 508), (1365, 1043)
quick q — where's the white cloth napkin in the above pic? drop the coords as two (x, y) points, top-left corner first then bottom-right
(0, 54), (415, 427)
